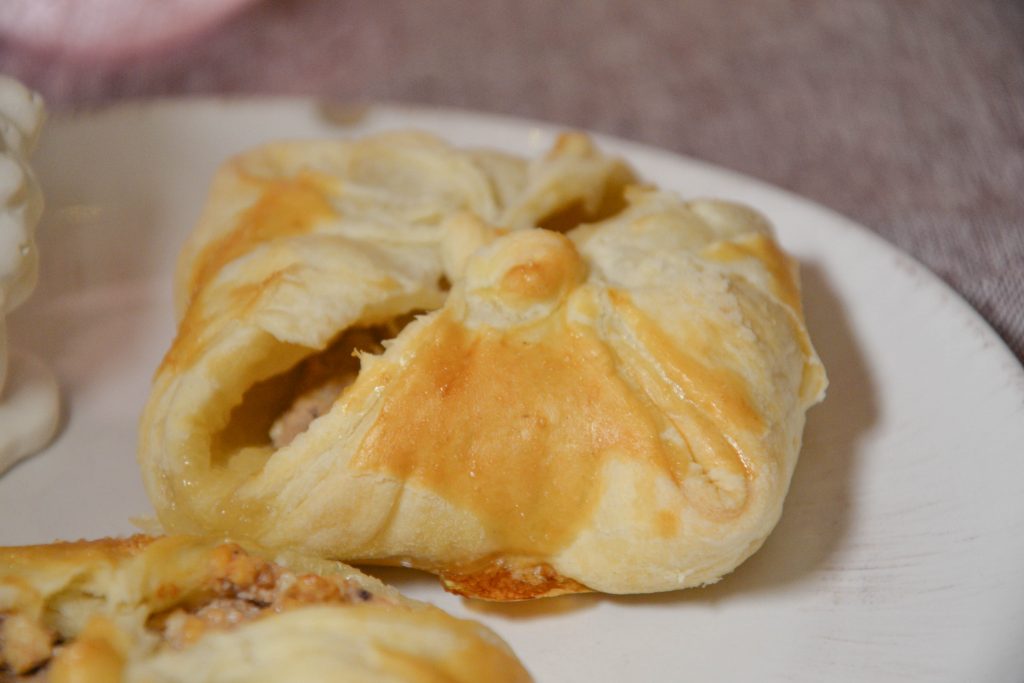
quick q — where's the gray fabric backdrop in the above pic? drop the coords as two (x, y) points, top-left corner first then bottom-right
(2, 0), (1022, 361)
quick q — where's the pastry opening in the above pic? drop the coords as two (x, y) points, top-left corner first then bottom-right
(210, 311), (423, 471)
(535, 174), (632, 234)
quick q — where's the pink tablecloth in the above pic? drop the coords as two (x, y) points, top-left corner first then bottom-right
(2, 0), (1022, 361)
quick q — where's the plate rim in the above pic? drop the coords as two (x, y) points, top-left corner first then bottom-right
(48, 95), (1024, 381)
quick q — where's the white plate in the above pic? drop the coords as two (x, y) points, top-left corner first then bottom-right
(4, 100), (1024, 682)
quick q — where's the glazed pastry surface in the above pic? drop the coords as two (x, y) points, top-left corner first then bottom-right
(139, 131), (827, 599)
(0, 535), (530, 681)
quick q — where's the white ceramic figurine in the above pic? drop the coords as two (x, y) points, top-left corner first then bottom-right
(0, 75), (59, 477)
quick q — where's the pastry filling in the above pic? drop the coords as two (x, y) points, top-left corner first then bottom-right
(267, 312), (421, 448)
(149, 543), (380, 649)
(212, 312), (422, 468)
(0, 543), (383, 679)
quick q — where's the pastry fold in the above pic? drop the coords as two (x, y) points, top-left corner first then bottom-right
(139, 131), (827, 599)
(0, 535), (530, 681)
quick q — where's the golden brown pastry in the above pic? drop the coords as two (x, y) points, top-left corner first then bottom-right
(139, 131), (827, 600)
(0, 535), (530, 681)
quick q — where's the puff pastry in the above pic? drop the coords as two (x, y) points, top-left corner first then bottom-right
(0, 535), (530, 681)
(139, 131), (827, 600)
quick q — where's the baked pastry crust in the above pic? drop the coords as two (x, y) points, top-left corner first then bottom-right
(0, 535), (530, 681)
(139, 131), (827, 599)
